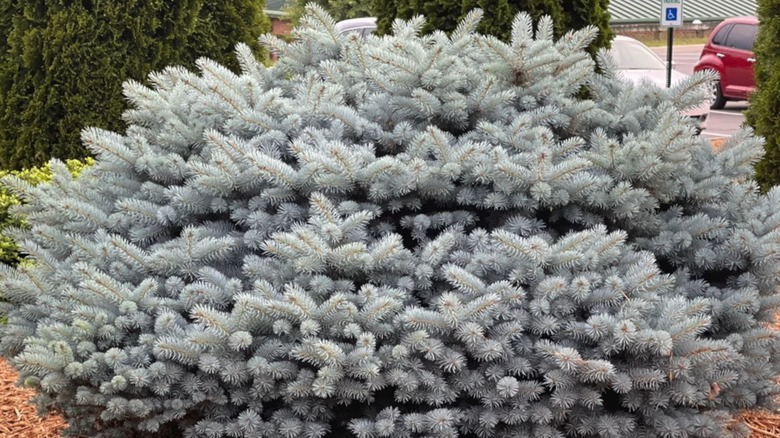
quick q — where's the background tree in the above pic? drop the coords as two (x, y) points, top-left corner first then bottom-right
(561, 0), (612, 52)
(0, 1), (14, 57)
(746, 0), (780, 190)
(461, 0), (562, 40)
(182, 1), (271, 71)
(0, 0), (270, 170)
(373, 0), (612, 49)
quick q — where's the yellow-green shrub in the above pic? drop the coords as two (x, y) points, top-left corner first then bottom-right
(0, 158), (94, 266)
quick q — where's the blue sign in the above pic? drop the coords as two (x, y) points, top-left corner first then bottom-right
(660, 0), (683, 27)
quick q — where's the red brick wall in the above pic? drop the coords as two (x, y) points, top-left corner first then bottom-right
(271, 18), (293, 36)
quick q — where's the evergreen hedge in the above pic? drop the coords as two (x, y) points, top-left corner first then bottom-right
(0, 0), (270, 170)
(746, 0), (780, 190)
(372, 0), (613, 51)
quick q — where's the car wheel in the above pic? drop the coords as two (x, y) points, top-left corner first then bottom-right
(710, 75), (727, 110)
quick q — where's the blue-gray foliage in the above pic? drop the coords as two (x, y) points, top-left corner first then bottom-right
(1, 5), (778, 438)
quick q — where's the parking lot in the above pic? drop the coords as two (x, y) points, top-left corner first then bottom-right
(650, 44), (747, 139)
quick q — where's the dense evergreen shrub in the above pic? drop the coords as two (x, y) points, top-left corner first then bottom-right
(0, 0), (270, 170)
(1, 6), (778, 438)
(746, 0), (780, 190)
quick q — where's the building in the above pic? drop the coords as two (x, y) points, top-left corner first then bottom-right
(609, 0), (757, 39)
(264, 0), (758, 40)
(265, 0), (293, 36)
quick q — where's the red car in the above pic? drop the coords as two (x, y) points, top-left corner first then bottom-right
(693, 16), (758, 109)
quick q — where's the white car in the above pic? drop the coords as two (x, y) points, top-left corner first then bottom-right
(335, 17), (377, 38)
(609, 35), (710, 132)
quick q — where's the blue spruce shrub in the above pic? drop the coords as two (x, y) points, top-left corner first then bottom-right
(1, 6), (778, 437)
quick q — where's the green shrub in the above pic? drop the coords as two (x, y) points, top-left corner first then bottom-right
(0, 0), (270, 170)
(746, 2), (780, 190)
(0, 7), (777, 438)
(373, 0), (613, 52)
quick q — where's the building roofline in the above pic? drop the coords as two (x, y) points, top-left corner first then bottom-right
(611, 17), (733, 24)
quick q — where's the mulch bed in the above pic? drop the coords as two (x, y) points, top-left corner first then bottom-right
(740, 411), (780, 438)
(0, 136), (768, 437)
(0, 358), (67, 437)
(711, 137), (727, 152)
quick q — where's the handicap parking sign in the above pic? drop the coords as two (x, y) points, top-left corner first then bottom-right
(660, 0), (683, 27)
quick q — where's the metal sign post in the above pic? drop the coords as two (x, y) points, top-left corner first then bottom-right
(660, 0), (684, 88)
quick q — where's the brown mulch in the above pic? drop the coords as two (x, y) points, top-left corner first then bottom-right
(0, 358), (68, 437)
(711, 136), (727, 152)
(740, 411), (780, 438)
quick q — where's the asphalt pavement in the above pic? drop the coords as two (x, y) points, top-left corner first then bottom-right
(650, 44), (747, 139)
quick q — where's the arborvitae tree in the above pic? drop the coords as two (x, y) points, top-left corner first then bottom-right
(373, 0), (612, 49)
(460, 0), (527, 40)
(0, 0), (270, 171)
(182, 1), (272, 72)
(375, 0), (481, 37)
(0, 1), (13, 56)
(1, 6), (778, 437)
(746, 0), (780, 190)
(561, 0), (612, 53)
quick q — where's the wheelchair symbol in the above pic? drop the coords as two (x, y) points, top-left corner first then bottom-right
(665, 7), (678, 21)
